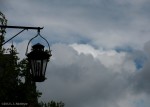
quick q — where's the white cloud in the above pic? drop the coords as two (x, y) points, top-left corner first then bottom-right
(3, 40), (150, 107)
(71, 43), (136, 73)
(37, 43), (137, 107)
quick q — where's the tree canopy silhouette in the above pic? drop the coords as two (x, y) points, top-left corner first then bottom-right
(0, 11), (65, 107)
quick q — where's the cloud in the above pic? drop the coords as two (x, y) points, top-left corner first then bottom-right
(71, 43), (136, 73)
(36, 42), (150, 107)
(1, 0), (150, 49)
(10, 41), (149, 107)
(133, 41), (150, 94)
(1, 0), (150, 107)
(37, 43), (137, 107)
(3, 40), (150, 107)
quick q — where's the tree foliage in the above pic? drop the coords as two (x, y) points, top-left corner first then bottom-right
(0, 11), (41, 106)
(0, 11), (65, 107)
(0, 45), (41, 106)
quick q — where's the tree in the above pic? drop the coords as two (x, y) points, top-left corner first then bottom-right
(0, 11), (7, 50)
(0, 11), (40, 106)
(0, 44), (41, 106)
(0, 11), (65, 107)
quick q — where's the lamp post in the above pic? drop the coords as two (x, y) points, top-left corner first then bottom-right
(0, 25), (52, 82)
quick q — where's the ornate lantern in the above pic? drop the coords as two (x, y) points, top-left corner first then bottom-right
(26, 29), (52, 82)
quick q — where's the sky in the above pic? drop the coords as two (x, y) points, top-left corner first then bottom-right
(1, 0), (150, 107)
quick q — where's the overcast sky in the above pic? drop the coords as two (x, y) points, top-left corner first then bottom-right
(1, 0), (150, 107)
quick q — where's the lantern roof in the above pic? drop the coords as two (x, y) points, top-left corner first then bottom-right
(32, 43), (44, 50)
(27, 43), (50, 60)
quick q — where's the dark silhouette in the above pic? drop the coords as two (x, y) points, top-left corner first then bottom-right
(0, 11), (65, 107)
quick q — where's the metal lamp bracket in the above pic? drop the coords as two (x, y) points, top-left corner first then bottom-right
(25, 27), (51, 55)
(0, 25), (44, 46)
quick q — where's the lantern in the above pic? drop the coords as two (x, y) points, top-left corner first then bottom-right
(26, 28), (52, 82)
(26, 43), (51, 82)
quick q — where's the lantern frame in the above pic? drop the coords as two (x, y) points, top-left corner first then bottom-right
(26, 29), (52, 82)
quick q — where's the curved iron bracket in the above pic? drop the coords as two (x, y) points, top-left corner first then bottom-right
(26, 28), (51, 56)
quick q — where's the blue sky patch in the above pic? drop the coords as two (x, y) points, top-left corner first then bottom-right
(115, 46), (133, 53)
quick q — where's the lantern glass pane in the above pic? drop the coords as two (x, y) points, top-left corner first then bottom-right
(31, 60), (42, 77)
(31, 60), (35, 76)
(42, 59), (48, 75)
(36, 60), (42, 76)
